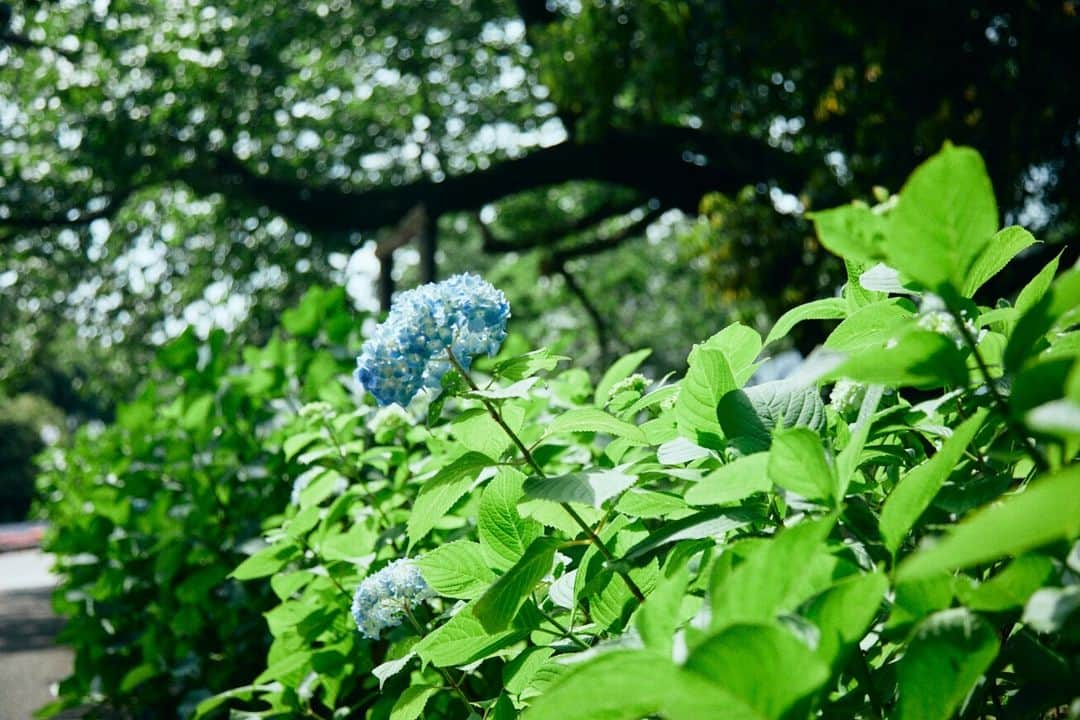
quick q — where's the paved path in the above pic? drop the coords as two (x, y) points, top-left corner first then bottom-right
(0, 548), (79, 720)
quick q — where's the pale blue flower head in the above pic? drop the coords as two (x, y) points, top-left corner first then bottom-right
(351, 558), (435, 639)
(355, 273), (510, 406)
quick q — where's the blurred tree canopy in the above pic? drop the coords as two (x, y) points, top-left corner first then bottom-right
(1, 0), (1077, 415)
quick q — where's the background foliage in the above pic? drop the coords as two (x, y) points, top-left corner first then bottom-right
(2, 0), (1079, 419)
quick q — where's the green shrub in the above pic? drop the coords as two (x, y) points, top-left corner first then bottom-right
(45, 145), (1080, 720)
(36, 287), (365, 717)
(0, 393), (64, 522)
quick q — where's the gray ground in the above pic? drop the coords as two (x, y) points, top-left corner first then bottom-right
(0, 548), (80, 720)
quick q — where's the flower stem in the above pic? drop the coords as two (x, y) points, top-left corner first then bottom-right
(403, 605), (476, 710)
(948, 306), (1049, 472)
(446, 350), (647, 604)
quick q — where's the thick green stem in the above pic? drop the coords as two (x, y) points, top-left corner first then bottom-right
(446, 350), (647, 604)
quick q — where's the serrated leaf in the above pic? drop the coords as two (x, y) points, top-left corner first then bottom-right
(416, 541), (496, 599)
(389, 685), (439, 720)
(710, 516), (835, 630)
(697, 324), (763, 384)
(230, 542), (299, 581)
(803, 572), (888, 672)
(895, 609), (1000, 720)
(547, 407), (648, 443)
(765, 298), (847, 347)
(407, 452), (493, 544)
(656, 437), (711, 465)
(963, 225), (1038, 298)
(898, 464), (1080, 581)
(635, 561), (689, 657)
(595, 349), (652, 406)
(887, 143), (998, 293)
(829, 327), (969, 389)
(810, 202), (888, 265)
(521, 651), (760, 720)
(768, 428), (837, 505)
(747, 379), (825, 433)
(492, 349), (567, 381)
(685, 623), (830, 720)
(467, 377), (540, 400)
(879, 409), (988, 555)
(685, 452), (770, 507)
(372, 651), (416, 691)
(479, 468), (542, 570)
(824, 299), (913, 353)
(473, 537), (559, 632)
(676, 348), (736, 449)
(413, 601), (536, 667)
(523, 464), (637, 508)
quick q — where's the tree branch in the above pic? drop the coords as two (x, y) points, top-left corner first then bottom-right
(205, 128), (811, 241)
(0, 187), (136, 235)
(477, 197), (644, 254)
(547, 205), (667, 267)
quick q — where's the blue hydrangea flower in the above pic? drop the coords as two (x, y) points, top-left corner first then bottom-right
(351, 558), (436, 639)
(354, 273), (510, 406)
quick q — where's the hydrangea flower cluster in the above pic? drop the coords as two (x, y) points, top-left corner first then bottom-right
(829, 379), (866, 418)
(916, 294), (982, 348)
(351, 559), (435, 639)
(354, 273), (510, 406)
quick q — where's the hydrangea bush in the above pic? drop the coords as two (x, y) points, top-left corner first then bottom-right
(43, 145), (1079, 720)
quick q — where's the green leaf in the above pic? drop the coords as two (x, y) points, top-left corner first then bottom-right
(765, 297), (848, 347)
(492, 349), (567, 381)
(635, 561), (689, 657)
(963, 226), (1038, 298)
(698, 323), (763, 384)
(803, 572), (888, 671)
(957, 554), (1055, 612)
(1015, 251), (1062, 318)
(523, 464), (637, 508)
(544, 407), (647, 444)
(407, 452), (493, 544)
(119, 663), (159, 693)
(254, 650), (312, 685)
(451, 406), (523, 459)
(898, 464), (1080, 581)
(710, 516), (835, 630)
(895, 609), (1000, 720)
(887, 143), (999, 293)
(473, 537), (559, 632)
(824, 299), (913, 353)
(748, 380), (825, 433)
(504, 647), (555, 696)
(521, 651), (760, 720)
(230, 542), (299, 581)
(686, 623), (830, 720)
(768, 428), (837, 505)
(810, 202), (888, 264)
(389, 685), (440, 720)
(416, 541), (496, 599)
(879, 409), (988, 555)
(479, 468), (542, 571)
(413, 600), (535, 667)
(676, 348), (736, 449)
(834, 384), (884, 497)
(1006, 269), (1080, 371)
(685, 452), (770, 507)
(830, 328), (969, 389)
(283, 430), (323, 461)
(624, 508), (755, 562)
(595, 349), (652, 406)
